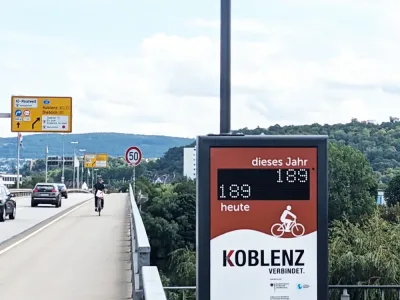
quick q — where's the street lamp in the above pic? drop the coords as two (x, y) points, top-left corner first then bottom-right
(79, 148), (86, 188)
(220, 0), (232, 134)
(92, 168), (99, 190)
(71, 141), (78, 188)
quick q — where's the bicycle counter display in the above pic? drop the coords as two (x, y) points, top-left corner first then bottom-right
(196, 135), (328, 300)
(217, 168), (310, 200)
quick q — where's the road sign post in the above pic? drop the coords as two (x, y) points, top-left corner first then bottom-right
(196, 135), (328, 300)
(125, 146), (143, 195)
(11, 96), (72, 133)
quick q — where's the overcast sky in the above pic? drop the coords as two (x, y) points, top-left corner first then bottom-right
(0, 0), (399, 138)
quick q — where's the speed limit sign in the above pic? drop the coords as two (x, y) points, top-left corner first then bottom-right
(125, 146), (142, 166)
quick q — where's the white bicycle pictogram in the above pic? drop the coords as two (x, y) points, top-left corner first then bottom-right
(270, 220), (305, 237)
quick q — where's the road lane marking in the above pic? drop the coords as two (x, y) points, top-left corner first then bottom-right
(0, 198), (91, 256)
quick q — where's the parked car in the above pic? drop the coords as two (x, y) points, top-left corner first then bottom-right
(56, 183), (68, 199)
(0, 182), (16, 222)
(31, 183), (62, 207)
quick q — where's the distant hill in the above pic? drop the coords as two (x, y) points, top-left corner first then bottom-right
(156, 120), (400, 186)
(0, 133), (194, 159)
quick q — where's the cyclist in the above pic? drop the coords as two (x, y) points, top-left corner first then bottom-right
(280, 205), (297, 232)
(93, 177), (105, 211)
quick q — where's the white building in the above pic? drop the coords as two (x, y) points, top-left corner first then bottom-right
(0, 173), (22, 187)
(377, 190), (385, 205)
(183, 147), (196, 180)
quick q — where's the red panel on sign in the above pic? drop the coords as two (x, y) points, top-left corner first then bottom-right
(210, 147), (317, 240)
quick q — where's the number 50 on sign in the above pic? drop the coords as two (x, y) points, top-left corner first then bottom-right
(125, 146), (142, 166)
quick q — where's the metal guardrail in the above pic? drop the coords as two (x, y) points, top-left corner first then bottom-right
(128, 184), (167, 300)
(127, 184), (400, 300)
(8, 189), (33, 197)
(162, 286), (400, 300)
(330, 285), (400, 300)
(9, 188), (91, 198)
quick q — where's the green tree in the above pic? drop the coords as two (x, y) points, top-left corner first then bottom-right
(150, 121), (400, 185)
(379, 202), (400, 223)
(328, 142), (377, 224)
(166, 247), (196, 300)
(329, 213), (400, 299)
(140, 180), (196, 263)
(31, 159), (46, 173)
(15, 174), (46, 188)
(385, 174), (400, 206)
(168, 247), (196, 286)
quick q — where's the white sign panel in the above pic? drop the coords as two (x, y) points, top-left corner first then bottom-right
(95, 161), (107, 168)
(14, 98), (38, 108)
(42, 116), (69, 131)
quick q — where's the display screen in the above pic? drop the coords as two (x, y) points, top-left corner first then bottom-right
(217, 168), (310, 200)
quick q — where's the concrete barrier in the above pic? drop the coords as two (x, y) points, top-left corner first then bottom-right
(128, 184), (166, 300)
(9, 188), (91, 198)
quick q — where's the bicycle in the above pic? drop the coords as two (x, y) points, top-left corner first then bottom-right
(270, 219), (305, 237)
(96, 191), (104, 216)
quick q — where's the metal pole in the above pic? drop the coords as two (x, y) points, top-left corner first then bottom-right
(220, 0), (231, 134)
(76, 156), (80, 189)
(61, 134), (65, 183)
(133, 166), (136, 195)
(81, 154), (84, 187)
(16, 133), (20, 188)
(91, 167), (94, 190)
(72, 146), (75, 189)
(45, 143), (48, 183)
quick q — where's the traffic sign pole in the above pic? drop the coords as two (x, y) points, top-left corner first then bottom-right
(16, 133), (20, 188)
(2, 113), (19, 187)
(125, 146), (143, 196)
(133, 166), (136, 195)
(196, 135), (329, 300)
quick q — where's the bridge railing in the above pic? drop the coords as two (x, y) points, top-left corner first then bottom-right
(9, 188), (91, 198)
(8, 189), (33, 197)
(128, 184), (400, 300)
(129, 184), (167, 300)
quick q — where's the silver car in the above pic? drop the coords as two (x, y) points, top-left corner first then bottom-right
(0, 183), (16, 221)
(31, 183), (62, 207)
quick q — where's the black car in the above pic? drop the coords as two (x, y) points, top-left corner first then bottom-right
(0, 183), (16, 222)
(57, 183), (68, 199)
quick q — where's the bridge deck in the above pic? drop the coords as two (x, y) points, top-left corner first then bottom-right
(0, 193), (132, 300)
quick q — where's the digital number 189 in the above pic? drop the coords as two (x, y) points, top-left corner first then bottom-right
(276, 169), (308, 183)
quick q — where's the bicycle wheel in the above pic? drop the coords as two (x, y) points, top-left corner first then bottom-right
(98, 199), (101, 216)
(291, 223), (305, 237)
(270, 223), (285, 237)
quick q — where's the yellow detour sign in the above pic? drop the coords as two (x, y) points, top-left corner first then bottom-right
(84, 154), (108, 168)
(11, 96), (72, 133)
(84, 154), (96, 168)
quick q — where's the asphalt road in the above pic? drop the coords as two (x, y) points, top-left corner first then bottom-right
(0, 193), (93, 244)
(0, 193), (131, 299)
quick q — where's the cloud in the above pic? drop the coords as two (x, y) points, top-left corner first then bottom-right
(1, 1), (400, 139)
